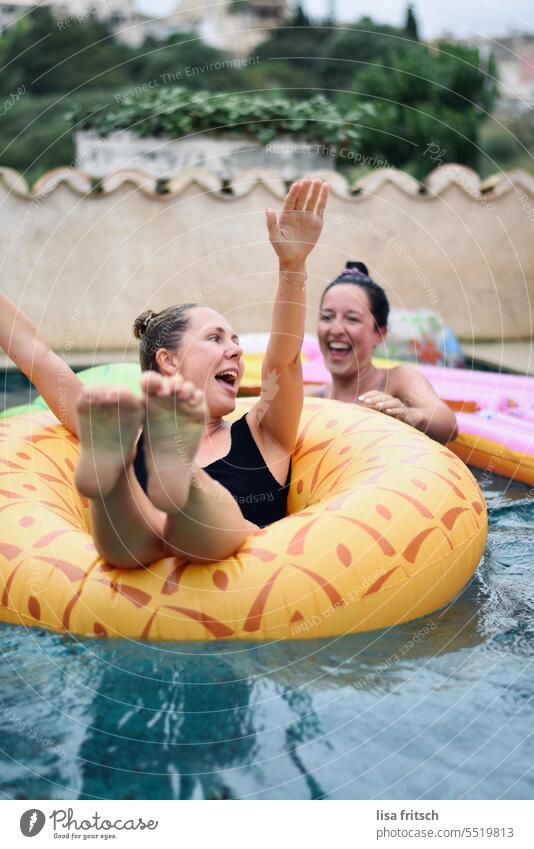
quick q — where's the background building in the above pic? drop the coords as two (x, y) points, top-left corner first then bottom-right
(174, 0), (289, 54)
(0, 0), (290, 48)
(491, 33), (534, 113)
(0, 1), (158, 45)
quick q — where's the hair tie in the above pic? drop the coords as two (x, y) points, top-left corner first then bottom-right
(343, 265), (368, 279)
(140, 311), (158, 335)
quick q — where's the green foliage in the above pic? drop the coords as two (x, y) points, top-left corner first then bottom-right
(237, 61), (312, 92)
(479, 125), (521, 165)
(292, 4), (312, 27)
(318, 18), (411, 92)
(405, 4), (419, 41)
(0, 7), (131, 96)
(0, 4), (510, 183)
(229, 0), (250, 12)
(252, 15), (410, 94)
(478, 118), (534, 177)
(67, 87), (364, 147)
(0, 90), (110, 185)
(340, 41), (498, 175)
(127, 33), (237, 92)
(254, 21), (327, 83)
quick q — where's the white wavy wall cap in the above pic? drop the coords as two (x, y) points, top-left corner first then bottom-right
(424, 164), (534, 201)
(1, 165), (533, 201)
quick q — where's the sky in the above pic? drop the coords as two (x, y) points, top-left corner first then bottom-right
(135, 1), (534, 38)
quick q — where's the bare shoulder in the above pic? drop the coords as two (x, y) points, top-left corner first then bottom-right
(387, 363), (434, 397)
(385, 364), (420, 391)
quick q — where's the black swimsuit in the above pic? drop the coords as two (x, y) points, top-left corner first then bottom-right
(133, 414), (291, 528)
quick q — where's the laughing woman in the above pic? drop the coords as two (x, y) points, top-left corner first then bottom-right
(0, 178), (329, 567)
(315, 262), (458, 445)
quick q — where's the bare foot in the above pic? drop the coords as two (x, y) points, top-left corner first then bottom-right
(75, 386), (143, 498)
(140, 371), (206, 513)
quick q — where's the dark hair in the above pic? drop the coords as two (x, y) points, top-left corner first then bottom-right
(133, 303), (200, 371)
(320, 261), (390, 330)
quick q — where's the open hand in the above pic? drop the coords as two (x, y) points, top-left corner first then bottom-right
(266, 178), (329, 266)
(358, 390), (409, 422)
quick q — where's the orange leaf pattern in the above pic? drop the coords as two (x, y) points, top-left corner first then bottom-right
(0, 402), (487, 640)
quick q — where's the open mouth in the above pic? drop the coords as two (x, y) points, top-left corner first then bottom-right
(215, 369), (238, 391)
(327, 341), (352, 360)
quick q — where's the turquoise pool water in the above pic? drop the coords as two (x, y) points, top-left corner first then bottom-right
(0, 467), (532, 800)
(1, 370), (38, 413)
(1, 370), (533, 799)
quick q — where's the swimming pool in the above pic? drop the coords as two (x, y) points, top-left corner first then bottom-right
(0, 465), (532, 800)
(1, 368), (533, 800)
(0, 369), (38, 413)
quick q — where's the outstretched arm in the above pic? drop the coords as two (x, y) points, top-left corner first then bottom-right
(0, 292), (83, 435)
(249, 178), (329, 453)
(359, 366), (459, 445)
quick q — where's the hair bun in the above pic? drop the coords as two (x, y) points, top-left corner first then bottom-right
(344, 260), (369, 278)
(133, 309), (157, 339)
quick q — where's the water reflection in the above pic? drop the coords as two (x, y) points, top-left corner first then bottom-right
(0, 472), (532, 799)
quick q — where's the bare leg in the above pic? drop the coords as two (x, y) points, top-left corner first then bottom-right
(75, 379), (253, 568)
(142, 372), (254, 563)
(76, 386), (167, 568)
(140, 371), (205, 513)
(75, 385), (142, 498)
(163, 469), (257, 563)
(88, 467), (168, 568)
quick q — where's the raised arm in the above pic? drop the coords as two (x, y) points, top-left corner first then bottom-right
(0, 292), (83, 435)
(249, 178), (329, 453)
(360, 365), (459, 445)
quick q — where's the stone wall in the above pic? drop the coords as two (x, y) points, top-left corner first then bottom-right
(1, 164), (533, 351)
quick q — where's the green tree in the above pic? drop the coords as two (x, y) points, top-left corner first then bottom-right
(0, 7), (131, 95)
(128, 33), (235, 92)
(319, 18), (411, 92)
(405, 4), (419, 41)
(339, 41), (498, 175)
(292, 4), (312, 27)
(253, 10), (327, 92)
(0, 90), (110, 184)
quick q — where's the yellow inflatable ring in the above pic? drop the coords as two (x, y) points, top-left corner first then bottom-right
(0, 399), (487, 640)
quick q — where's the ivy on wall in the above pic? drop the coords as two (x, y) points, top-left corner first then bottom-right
(67, 87), (367, 148)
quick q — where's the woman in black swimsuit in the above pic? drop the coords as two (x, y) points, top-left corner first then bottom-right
(315, 261), (458, 444)
(0, 178), (329, 568)
(132, 308), (291, 529)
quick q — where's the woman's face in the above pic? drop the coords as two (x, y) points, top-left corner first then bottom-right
(166, 306), (244, 417)
(318, 284), (385, 379)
